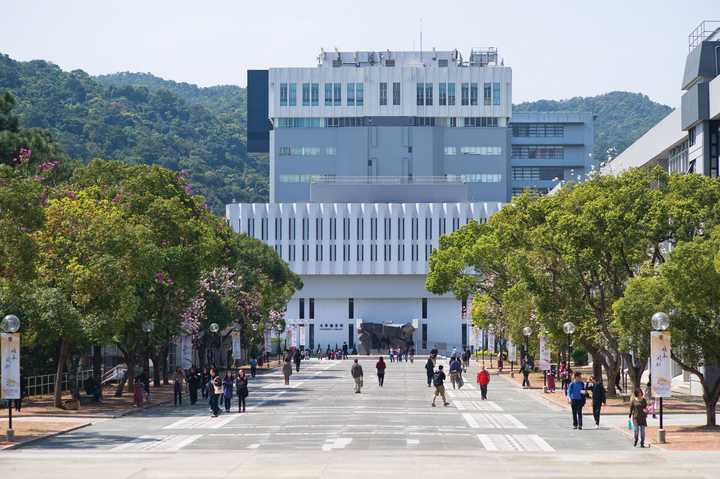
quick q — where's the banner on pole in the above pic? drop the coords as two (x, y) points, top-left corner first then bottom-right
(651, 331), (672, 398)
(290, 325), (298, 348)
(507, 340), (517, 362)
(1, 333), (21, 399)
(299, 325), (306, 348)
(231, 331), (242, 360)
(538, 336), (551, 371)
(487, 333), (496, 353)
(179, 335), (193, 369)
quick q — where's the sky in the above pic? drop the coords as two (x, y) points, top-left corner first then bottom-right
(2, 1), (718, 107)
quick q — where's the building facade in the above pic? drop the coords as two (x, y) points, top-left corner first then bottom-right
(603, 21), (720, 176)
(232, 48), (593, 353)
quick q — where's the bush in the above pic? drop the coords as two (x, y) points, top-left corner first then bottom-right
(572, 346), (588, 366)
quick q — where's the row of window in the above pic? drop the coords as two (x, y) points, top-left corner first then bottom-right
(274, 116), (501, 129)
(511, 145), (565, 160)
(279, 174), (336, 183)
(276, 242), (437, 263)
(252, 216), (483, 241)
(444, 146), (503, 156)
(445, 174), (503, 183)
(511, 167), (565, 181)
(416, 82), (501, 106)
(278, 146), (337, 156)
(278, 81), (502, 108)
(512, 124), (565, 138)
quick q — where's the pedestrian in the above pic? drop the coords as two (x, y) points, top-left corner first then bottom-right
(133, 373), (144, 408)
(425, 356), (435, 387)
(222, 370), (234, 412)
(173, 367), (185, 406)
(376, 356), (386, 386)
(389, 349), (394, 363)
(629, 389), (649, 447)
(589, 376), (606, 429)
(476, 366), (490, 400)
(236, 369), (249, 413)
(187, 367), (199, 405)
(250, 357), (258, 378)
(566, 371), (586, 430)
(521, 359), (532, 388)
(201, 367), (209, 399)
(546, 370), (556, 393)
(282, 359), (292, 385)
(342, 342), (348, 360)
(409, 347), (415, 363)
(294, 349), (302, 373)
(208, 368), (222, 417)
(431, 365), (449, 407)
(351, 359), (364, 393)
(449, 356), (462, 390)
(497, 352), (504, 373)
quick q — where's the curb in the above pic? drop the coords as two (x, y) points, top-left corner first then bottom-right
(1, 422), (92, 451)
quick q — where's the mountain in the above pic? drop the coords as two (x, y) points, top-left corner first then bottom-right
(514, 91), (673, 163)
(0, 54), (266, 214)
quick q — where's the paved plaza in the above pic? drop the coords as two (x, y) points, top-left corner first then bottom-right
(2, 358), (720, 478)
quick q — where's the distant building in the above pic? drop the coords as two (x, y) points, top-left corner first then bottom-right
(603, 21), (720, 176)
(230, 48), (593, 353)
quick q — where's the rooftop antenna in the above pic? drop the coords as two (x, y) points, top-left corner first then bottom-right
(419, 18), (423, 66)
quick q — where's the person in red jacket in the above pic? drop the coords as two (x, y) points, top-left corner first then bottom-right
(476, 367), (491, 400)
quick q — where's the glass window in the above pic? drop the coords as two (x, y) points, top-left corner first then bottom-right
(439, 82), (447, 106)
(493, 82), (501, 105)
(444, 146), (456, 155)
(470, 83), (478, 106)
(333, 83), (342, 106)
(448, 83), (456, 105)
(311, 83), (319, 106)
(483, 83), (491, 105)
(459, 146), (503, 155)
(302, 83), (310, 106)
(511, 145), (564, 159)
(416, 83), (424, 106)
(280, 83), (288, 106)
(288, 83), (296, 106)
(392, 82), (401, 105)
(379, 82), (388, 106)
(425, 83), (433, 106)
(347, 83), (355, 106)
(324, 83), (333, 106)
(356, 83), (364, 106)
(461, 83), (469, 105)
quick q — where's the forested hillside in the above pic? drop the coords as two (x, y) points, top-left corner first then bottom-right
(0, 54), (266, 214)
(514, 91), (672, 163)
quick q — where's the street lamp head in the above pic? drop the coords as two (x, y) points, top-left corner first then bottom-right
(1, 314), (20, 333)
(563, 321), (577, 335)
(651, 312), (670, 331)
(251, 323), (258, 332)
(487, 324), (495, 334)
(141, 320), (154, 334)
(522, 326), (532, 337)
(209, 322), (220, 333)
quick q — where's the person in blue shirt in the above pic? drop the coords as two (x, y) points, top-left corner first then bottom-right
(566, 371), (586, 429)
(249, 357), (258, 378)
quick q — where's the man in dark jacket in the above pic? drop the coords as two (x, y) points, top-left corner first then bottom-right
(589, 376), (606, 429)
(425, 357), (435, 387)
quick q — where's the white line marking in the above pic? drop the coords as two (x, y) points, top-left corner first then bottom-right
(406, 439), (419, 445)
(462, 413), (480, 428)
(111, 434), (202, 452)
(247, 443), (260, 449)
(321, 437), (352, 451)
(163, 415), (236, 430)
(476, 434), (554, 452)
(463, 414), (526, 429)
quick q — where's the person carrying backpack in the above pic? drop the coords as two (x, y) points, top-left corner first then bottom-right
(351, 359), (364, 393)
(432, 365), (449, 407)
(425, 357), (435, 387)
(449, 357), (463, 390)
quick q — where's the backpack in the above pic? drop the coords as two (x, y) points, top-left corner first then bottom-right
(433, 372), (443, 387)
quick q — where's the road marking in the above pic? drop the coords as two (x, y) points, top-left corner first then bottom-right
(476, 434), (554, 452)
(111, 434), (202, 452)
(321, 437), (352, 451)
(462, 413), (526, 429)
(454, 400), (502, 411)
(247, 443), (260, 449)
(163, 415), (236, 430)
(406, 439), (419, 446)
(447, 390), (484, 399)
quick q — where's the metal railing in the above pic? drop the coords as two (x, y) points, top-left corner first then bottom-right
(311, 176), (465, 185)
(21, 369), (95, 397)
(688, 20), (720, 51)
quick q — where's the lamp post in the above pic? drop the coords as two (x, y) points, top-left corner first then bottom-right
(563, 321), (576, 368)
(1, 314), (21, 441)
(522, 326), (532, 362)
(488, 325), (495, 369)
(651, 311), (670, 444)
(141, 320), (154, 382)
(208, 322), (219, 366)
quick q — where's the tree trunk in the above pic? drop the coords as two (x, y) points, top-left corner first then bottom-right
(93, 344), (103, 399)
(591, 350), (603, 381)
(151, 352), (161, 387)
(705, 394), (717, 427)
(623, 352), (646, 395)
(602, 352), (621, 398)
(53, 339), (70, 408)
(161, 344), (169, 385)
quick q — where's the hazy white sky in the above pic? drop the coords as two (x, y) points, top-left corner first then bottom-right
(2, 1), (718, 107)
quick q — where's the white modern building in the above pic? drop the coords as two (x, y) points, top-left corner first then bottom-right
(602, 21), (720, 176)
(229, 48), (593, 353)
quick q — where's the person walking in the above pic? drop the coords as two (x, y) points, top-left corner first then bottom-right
(201, 367), (209, 400)
(521, 359), (532, 388)
(282, 359), (292, 385)
(629, 389), (649, 447)
(425, 357), (435, 387)
(173, 367), (185, 406)
(449, 356), (462, 390)
(294, 349), (302, 373)
(432, 365), (449, 407)
(476, 366), (490, 400)
(133, 373), (144, 408)
(566, 371), (585, 430)
(187, 368), (199, 405)
(351, 359), (364, 393)
(497, 352), (504, 373)
(208, 368), (222, 417)
(222, 371), (234, 412)
(589, 376), (606, 429)
(342, 342), (349, 360)
(249, 357), (258, 378)
(236, 369), (249, 413)
(376, 356), (386, 387)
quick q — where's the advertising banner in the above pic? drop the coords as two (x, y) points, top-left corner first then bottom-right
(1, 333), (21, 399)
(507, 340), (517, 363)
(538, 336), (551, 371)
(299, 325), (306, 348)
(179, 335), (193, 369)
(487, 333), (495, 353)
(651, 331), (672, 398)
(231, 331), (242, 360)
